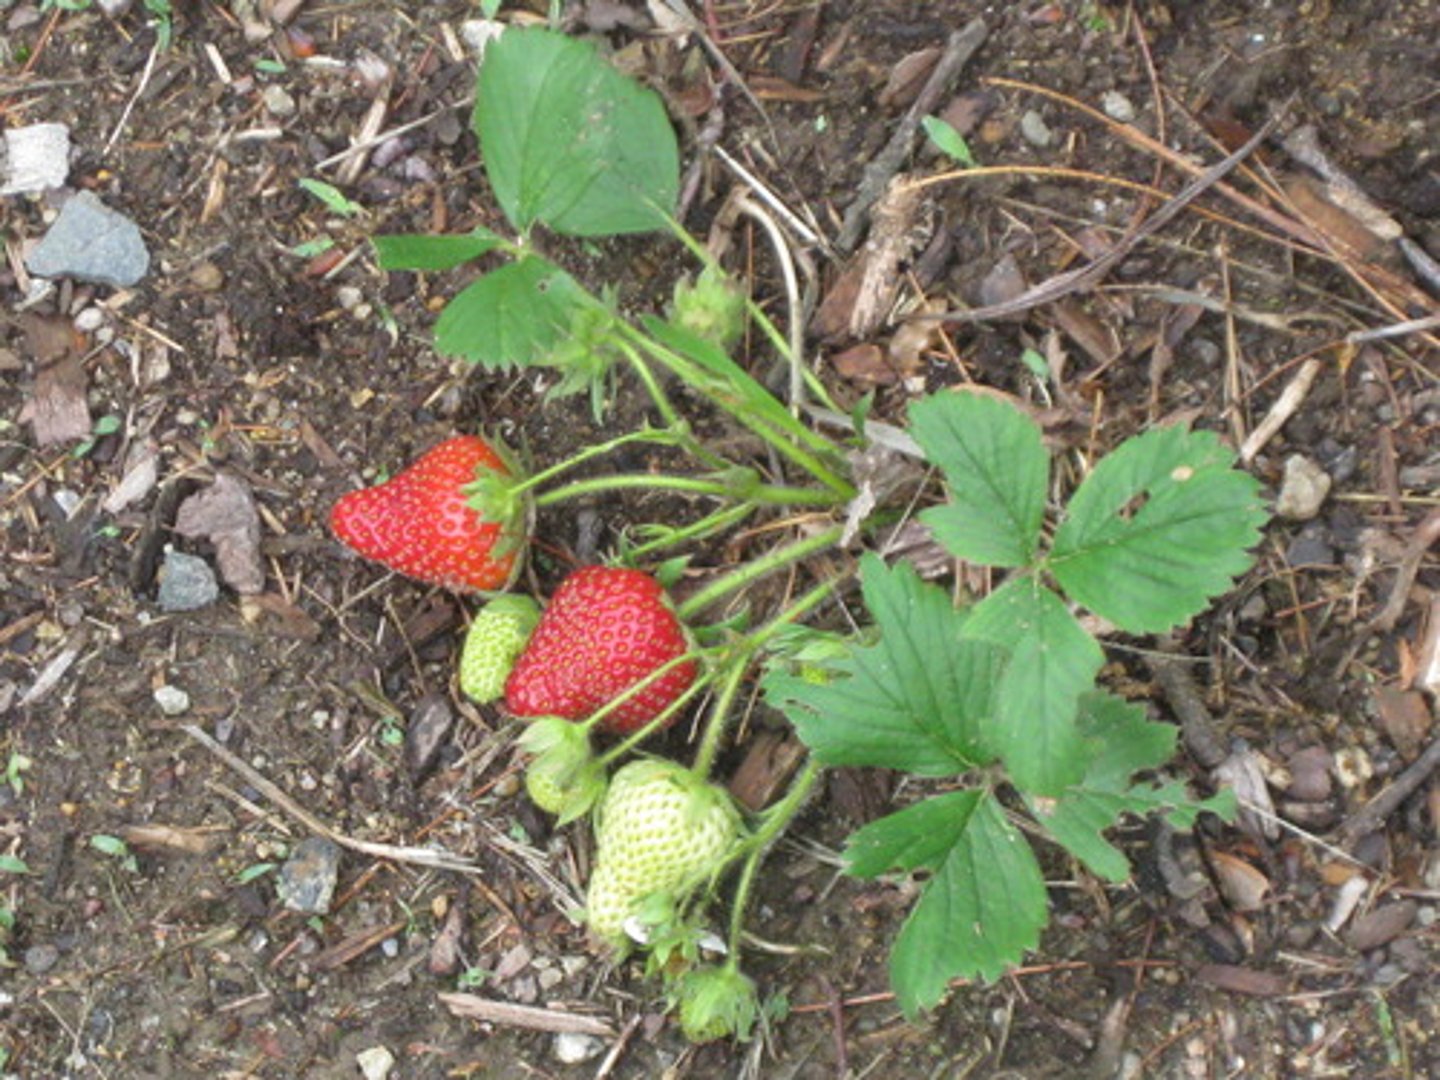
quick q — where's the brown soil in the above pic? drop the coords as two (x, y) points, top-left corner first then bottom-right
(2, 2), (1437, 1078)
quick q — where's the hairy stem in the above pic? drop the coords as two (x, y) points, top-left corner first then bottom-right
(725, 758), (822, 955)
(676, 524), (844, 622)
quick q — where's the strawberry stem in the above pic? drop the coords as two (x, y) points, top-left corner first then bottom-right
(688, 577), (840, 781)
(675, 524), (845, 622)
(722, 758), (822, 957)
(573, 646), (719, 744)
(614, 322), (854, 499)
(486, 426), (688, 502)
(622, 501), (758, 561)
(534, 473), (844, 509)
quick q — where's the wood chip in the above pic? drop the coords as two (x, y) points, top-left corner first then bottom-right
(118, 823), (227, 855)
(728, 731), (807, 813)
(1195, 964), (1289, 997)
(438, 992), (615, 1037)
(1344, 900), (1417, 952)
(1209, 850), (1272, 912)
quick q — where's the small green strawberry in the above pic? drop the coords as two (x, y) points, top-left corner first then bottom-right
(585, 758), (743, 940)
(674, 963), (761, 1043)
(459, 595), (540, 704)
(518, 718), (606, 822)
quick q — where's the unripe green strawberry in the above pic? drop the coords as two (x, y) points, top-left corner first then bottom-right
(517, 717), (604, 822)
(671, 265), (747, 353)
(459, 595), (540, 704)
(586, 759), (742, 939)
(675, 964), (760, 1043)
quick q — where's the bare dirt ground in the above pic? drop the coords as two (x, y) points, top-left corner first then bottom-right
(2, 2), (1438, 1077)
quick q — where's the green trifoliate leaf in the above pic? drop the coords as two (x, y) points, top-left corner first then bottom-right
(764, 554), (1005, 775)
(372, 227), (506, 271)
(1027, 692), (1235, 881)
(909, 392), (1049, 568)
(961, 577), (1101, 795)
(475, 27), (678, 237)
(1050, 425), (1266, 633)
(435, 256), (593, 369)
(846, 789), (1047, 1016)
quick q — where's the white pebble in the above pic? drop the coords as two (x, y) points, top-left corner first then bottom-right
(356, 1046), (394, 1080)
(552, 1032), (604, 1065)
(1101, 90), (1137, 123)
(153, 685), (191, 716)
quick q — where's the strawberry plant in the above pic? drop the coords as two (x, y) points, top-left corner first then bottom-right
(357, 22), (1270, 1043)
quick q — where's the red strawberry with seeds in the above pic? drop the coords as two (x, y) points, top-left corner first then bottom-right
(505, 566), (696, 734)
(330, 435), (527, 593)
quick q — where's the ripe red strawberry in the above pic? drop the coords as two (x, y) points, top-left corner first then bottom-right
(330, 435), (527, 593)
(505, 567), (695, 734)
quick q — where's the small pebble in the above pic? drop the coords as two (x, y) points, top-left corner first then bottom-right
(355, 1046), (395, 1080)
(190, 261), (224, 291)
(552, 1032), (604, 1065)
(1285, 525), (1336, 567)
(1285, 746), (1333, 802)
(24, 943), (60, 975)
(1275, 454), (1331, 520)
(1101, 90), (1136, 122)
(153, 685), (191, 717)
(157, 549), (220, 612)
(73, 307), (105, 333)
(1019, 109), (1054, 148)
(277, 837), (342, 915)
(336, 285), (363, 310)
(261, 84), (297, 118)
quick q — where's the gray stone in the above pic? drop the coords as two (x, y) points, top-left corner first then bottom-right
(1019, 109), (1054, 148)
(1286, 525), (1336, 567)
(0, 123), (71, 195)
(261, 84), (296, 118)
(355, 1046), (394, 1080)
(24, 942), (60, 975)
(1275, 454), (1331, 521)
(156, 550), (220, 611)
(277, 837), (342, 915)
(97, 0), (135, 15)
(1101, 90), (1136, 123)
(152, 684), (191, 717)
(25, 191), (150, 288)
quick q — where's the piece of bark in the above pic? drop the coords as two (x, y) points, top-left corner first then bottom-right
(728, 731), (807, 813)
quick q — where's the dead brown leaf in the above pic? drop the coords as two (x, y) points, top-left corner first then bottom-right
(18, 313), (89, 446)
(173, 473), (266, 594)
(1372, 686), (1432, 761)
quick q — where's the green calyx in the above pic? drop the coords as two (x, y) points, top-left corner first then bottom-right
(674, 963), (761, 1043)
(671, 265), (747, 354)
(518, 718), (606, 823)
